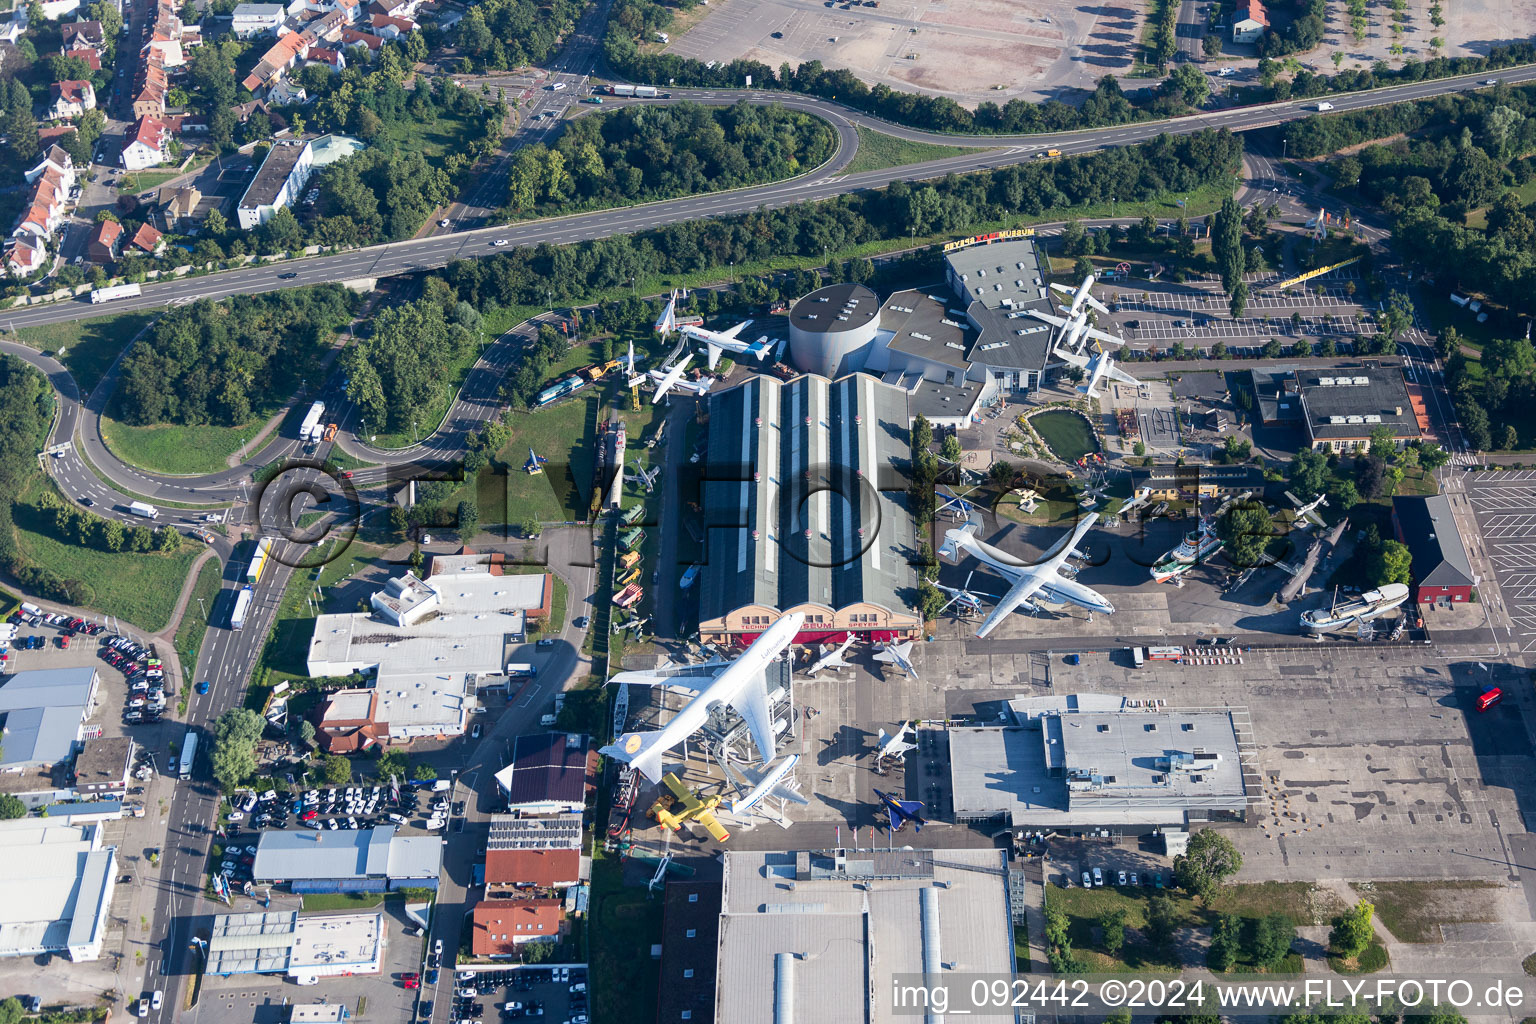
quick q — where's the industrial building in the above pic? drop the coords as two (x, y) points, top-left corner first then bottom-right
(492, 734), (593, 815)
(697, 372), (920, 647)
(713, 848), (1017, 1024)
(250, 826), (442, 892)
(206, 910), (385, 981)
(779, 233), (1060, 429)
(307, 562), (551, 749)
(1298, 366), (1422, 452)
(948, 694), (1251, 828)
(1393, 495), (1475, 604)
(0, 667), (99, 769)
(484, 814), (584, 895)
(0, 817), (116, 962)
(656, 881), (721, 1024)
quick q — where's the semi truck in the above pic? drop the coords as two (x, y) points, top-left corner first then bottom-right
(91, 283), (142, 303)
(128, 501), (159, 519)
(298, 401), (326, 444)
(607, 84), (658, 98)
(230, 585), (253, 631)
(178, 730), (198, 780)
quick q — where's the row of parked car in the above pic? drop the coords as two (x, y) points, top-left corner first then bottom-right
(2, 608), (105, 667)
(105, 635), (167, 725)
(1078, 866), (1165, 889)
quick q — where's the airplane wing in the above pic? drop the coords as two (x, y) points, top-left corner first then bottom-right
(1106, 363), (1141, 386)
(1044, 512), (1099, 571)
(695, 807), (731, 842)
(727, 670), (777, 765)
(1083, 326), (1127, 348)
(1049, 282), (1076, 296)
(609, 659), (730, 694)
(1084, 294), (1110, 316)
(973, 572), (1048, 639)
(660, 773), (690, 801)
(1052, 346), (1089, 367)
(1027, 309), (1070, 328)
(716, 320), (751, 341)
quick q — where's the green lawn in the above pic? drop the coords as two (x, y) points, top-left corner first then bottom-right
(380, 105), (484, 163)
(173, 557), (223, 683)
(16, 311), (158, 396)
(843, 126), (976, 174)
(300, 891), (386, 912)
(10, 479), (204, 631)
(99, 413), (268, 476)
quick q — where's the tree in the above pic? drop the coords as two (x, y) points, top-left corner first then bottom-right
(1211, 195), (1245, 295)
(1289, 449), (1329, 498)
(298, 720), (317, 749)
(0, 997), (22, 1024)
(1144, 894), (1177, 950)
(1218, 504), (1272, 570)
(457, 499), (479, 540)
(211, 708), (264, 790)
(1418, 442), (1450, 471)
(1459, 402), (1492, 451)
(409, 760), (437, 781)
(1336, 480), (1361, 509)
(989, 460), (1015, 488)
(521, 938), (555, 963)
(1368, 425), (1397, 461)
(321, 755), (353, 785)
(1133, 441), (1147, 457)
(1208, 912), (1240, 971)
(1368, 539), (1413, 587)
(389, 505), (410, 538)
(1173, 829), (1243, 902)
(1330, 901), (1375, 959)
(1203, 33), (1222, 58)
(1230, 280), (1249, 318)
(1251, 912), (1295, 968)
(520, 516), (542, 539)
(1164, 64), (1211, 108)
(375, 750), (408, 780)
(1045, 902), (1071, 954)
(1099, 907), (1127, 955)
(940, 434), (963, 466)
(0, 795), (26, 821)
(912, 413), (933, 453)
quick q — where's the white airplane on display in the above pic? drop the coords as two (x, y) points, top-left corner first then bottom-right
(876, 721), (919, 761)
(940, 514), (1115, 638)
(1119, 487), (1153, 518)
(1286, 490), (1329, 528)
(654, 290), (681, 334)
(872, 640), (919, 680)
(722, 753), (808, 825)
(1052, 272), (1110, 319)
(625, 461), (661, 493)
(804, 636), (857, 676)
(599, 612), (803, 783)
(648, 355), (711, 404)
(682, 319), (771, 370)
(1054, 343), (1139, 398)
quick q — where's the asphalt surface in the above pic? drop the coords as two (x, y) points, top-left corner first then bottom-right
(5, 65), (1534, 335)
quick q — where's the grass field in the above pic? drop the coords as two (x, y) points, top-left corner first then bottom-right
(1351, 880), (1499, 943)
(843, 126), (975, 174)
(380, 105), (484, 163)
(17, 311), (158, 396)
(1030, 409), (1099, 462)
(100, 413), (267, 476)
(172, 557), (223, 682)
(10, 478), (204, 631)
(299, 891), (387, 912)
(589, 851), (663, 1024)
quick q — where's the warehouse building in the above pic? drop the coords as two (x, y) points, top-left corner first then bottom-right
(0, 667), (98, 770)
(787, 283), (882, 379)
(0, 818), (115, 962)
(1296, 366), (1421, 452)
(656, 881), (721, 1024)
(308, 563), (551, 749)
(251, 826), (442, 892)
(697, 372), (920, 647)
(949, 694), (1251, 828)
(713, 848), (1017, 1024)
(1394, 495), (1475, 604)
(207, 910), (385, 981)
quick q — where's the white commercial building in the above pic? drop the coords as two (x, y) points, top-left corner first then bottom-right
(207, 910), (385, 981)
(231, 2), (287, 36)
(237, 139), (314, 230)
(714, 848), (1017, 1024)
(0, 818), (116, 962)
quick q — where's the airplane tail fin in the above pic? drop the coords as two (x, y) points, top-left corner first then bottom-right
(599, 731), (673, 784)
(938, 526), (976, 562)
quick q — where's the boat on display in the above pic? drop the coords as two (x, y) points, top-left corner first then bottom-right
(1300, 583), (1411, 633)
(1150, 520), (1224, 583)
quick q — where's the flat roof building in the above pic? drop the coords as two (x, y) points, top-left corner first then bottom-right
(1129, 463), (1266, 502)
(656, 881), (721, 1024)
(492, 734), (592, 815)
(1297, 365), (1419, 452)
(251, 826), (442, 892)
(714, 848), (1017, 1024)
(238, 139), (313, 230)
(0, 818), (115, 962)
(943, 233), (1058, 395)
(698, 373), (920, 647)
(787, 283), (881, 379)
(308, 566), (552, 748)
(1394, 495), (1475, 603)
(949, 695), (1250, 828)
(72, 736), (133, 797)
(0, 667), (98, 769)
(207, 910), (385, 981)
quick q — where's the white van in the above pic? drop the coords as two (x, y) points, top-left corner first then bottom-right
(388, 813), (409, 826)
(1316, 101), (1334, 111)
(550, 81), (567, 91)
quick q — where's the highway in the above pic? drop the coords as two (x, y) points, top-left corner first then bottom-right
(4, 64), (1534, 333)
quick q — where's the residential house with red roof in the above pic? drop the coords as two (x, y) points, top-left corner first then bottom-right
(49, 79), (96, 120)
(129, 223), (164, 255)
(470, 899), (564, 957)
(122, 116), (170, 170)
(1232, 0), (1268, 42)
(87, 219), (122, 264)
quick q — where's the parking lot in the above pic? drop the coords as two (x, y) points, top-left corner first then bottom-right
(1462, 471), (1536, 651)
(452, 964), (589, 1024)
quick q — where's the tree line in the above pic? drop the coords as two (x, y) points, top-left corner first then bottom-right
(451, 0), (586, 72)
(504, 101), (835, 216)
(605, 0), (1536, 138)
(440, 128), (1243, 313)
(115, 287), (356, 428)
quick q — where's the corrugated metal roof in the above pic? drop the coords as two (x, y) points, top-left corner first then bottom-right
(253, 827), (394, 881)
